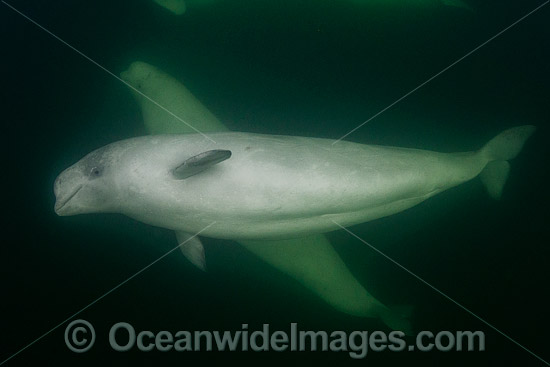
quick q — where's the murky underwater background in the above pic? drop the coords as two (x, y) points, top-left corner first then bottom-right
(1, 0), (549, 365)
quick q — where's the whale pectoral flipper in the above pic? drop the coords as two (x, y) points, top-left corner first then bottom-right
(173, 149), (232, 179)
(176, 231), (207, 271)
(480, 161), (510, 200)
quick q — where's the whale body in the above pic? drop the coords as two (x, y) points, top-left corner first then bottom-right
(55, 127), (534, 241)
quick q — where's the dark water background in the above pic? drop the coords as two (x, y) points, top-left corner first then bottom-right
(1, 0), (549, 365)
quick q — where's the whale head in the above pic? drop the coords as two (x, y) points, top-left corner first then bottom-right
(54, 135), (232, 219)
(54, 145), (121, 216)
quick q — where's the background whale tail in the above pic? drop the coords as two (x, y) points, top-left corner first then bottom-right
(378, 305), (414, 336)
(479, 125), (536, 199)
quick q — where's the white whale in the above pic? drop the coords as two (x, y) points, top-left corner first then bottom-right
(54, 124), (535, 322)
(54, 127), (535, 238)
(120, 61), (411, 331)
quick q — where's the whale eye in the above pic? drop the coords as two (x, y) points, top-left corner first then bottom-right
(89, 166), (102, 178)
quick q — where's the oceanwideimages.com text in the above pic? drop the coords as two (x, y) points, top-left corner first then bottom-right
(65, 320), (485, 358)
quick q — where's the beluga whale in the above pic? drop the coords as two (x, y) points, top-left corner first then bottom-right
(55, 125), (534, 251)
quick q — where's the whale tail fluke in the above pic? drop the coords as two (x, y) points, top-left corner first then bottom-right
(479, 125), (536, 199)
(480, 125), (536, 162)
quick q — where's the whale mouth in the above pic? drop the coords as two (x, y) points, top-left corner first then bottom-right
(54, 185), (82, 215)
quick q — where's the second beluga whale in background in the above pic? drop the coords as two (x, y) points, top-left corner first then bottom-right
(151, 0), (472, 15)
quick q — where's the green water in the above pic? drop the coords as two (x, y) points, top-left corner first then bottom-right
(2, 0), (549, 365)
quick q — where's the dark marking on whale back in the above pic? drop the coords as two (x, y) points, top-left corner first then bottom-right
(173, 149), (232, 180)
